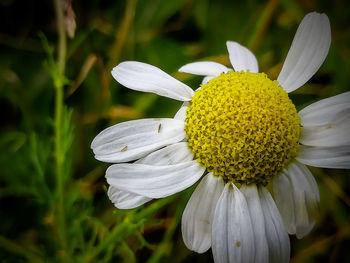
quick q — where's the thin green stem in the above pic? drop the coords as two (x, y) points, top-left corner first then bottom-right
(246, 0), (280, 52)
(84, 195), (178, 262)
(107, 0), (137, 76)
(54, 0), (67, 75)
(53, 0), (67, 253)
(54, 76), (65, 249)
(96, 0), (137, 115)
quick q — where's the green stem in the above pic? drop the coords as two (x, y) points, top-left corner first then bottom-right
(107, 0), (137, 76)
(53, 0), (67, 252)
(246, 0), (280, 52)
(54, 0), (67, 75)
(85, 195), (178, 262)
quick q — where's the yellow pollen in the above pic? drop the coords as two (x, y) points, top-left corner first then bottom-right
(185, 71), (301, 186)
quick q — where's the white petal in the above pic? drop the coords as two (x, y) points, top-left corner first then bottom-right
(107, 186), (151, 209)
(274, 161), (319, 238)
(106, 161), (204, 198)
(182, 173), (224, 253)
(135, 142), (193, 165)
(212, 184), (255, 263)
(202, 76), (215, 85)
(297, 145), (350, 169)
(107, 142), (194, 209)
(277, 12), (331, 93)
(91, 118), (185, 163)
(241, 185), (269, 263)
(112, 61), (194, 101)
(299, 92), (350, 126)
(259, 187), (290, 263)
(300, 121), (350, 147)
(288, 162), (319, 238)
(226, 41), (259, 73)
(174, 102), (188, 122)
(179, 61), (229, 76)
(273, 173), (296, 234)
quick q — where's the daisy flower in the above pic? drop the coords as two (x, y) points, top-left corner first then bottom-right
(91, 12), (349, 262)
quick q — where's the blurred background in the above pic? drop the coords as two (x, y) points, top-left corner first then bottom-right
(0, 0), (350, 262)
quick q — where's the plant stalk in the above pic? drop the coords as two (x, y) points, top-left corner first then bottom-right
(53, 0), (67, 252)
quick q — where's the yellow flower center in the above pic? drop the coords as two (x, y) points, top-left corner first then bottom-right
(185, 71), (301, 186)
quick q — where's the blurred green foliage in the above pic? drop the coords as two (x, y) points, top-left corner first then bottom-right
(0, 0), (349, 262)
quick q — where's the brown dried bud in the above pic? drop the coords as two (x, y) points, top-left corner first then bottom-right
(63, 0), (76, 38)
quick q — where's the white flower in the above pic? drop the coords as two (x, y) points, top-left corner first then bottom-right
(91, 12), (349, 263)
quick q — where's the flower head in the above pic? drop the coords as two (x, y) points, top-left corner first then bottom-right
(91, 12), (350, 263)
(185, 71), (301, 186)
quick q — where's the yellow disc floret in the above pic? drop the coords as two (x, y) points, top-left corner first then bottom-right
(185, 71), (301, 186)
